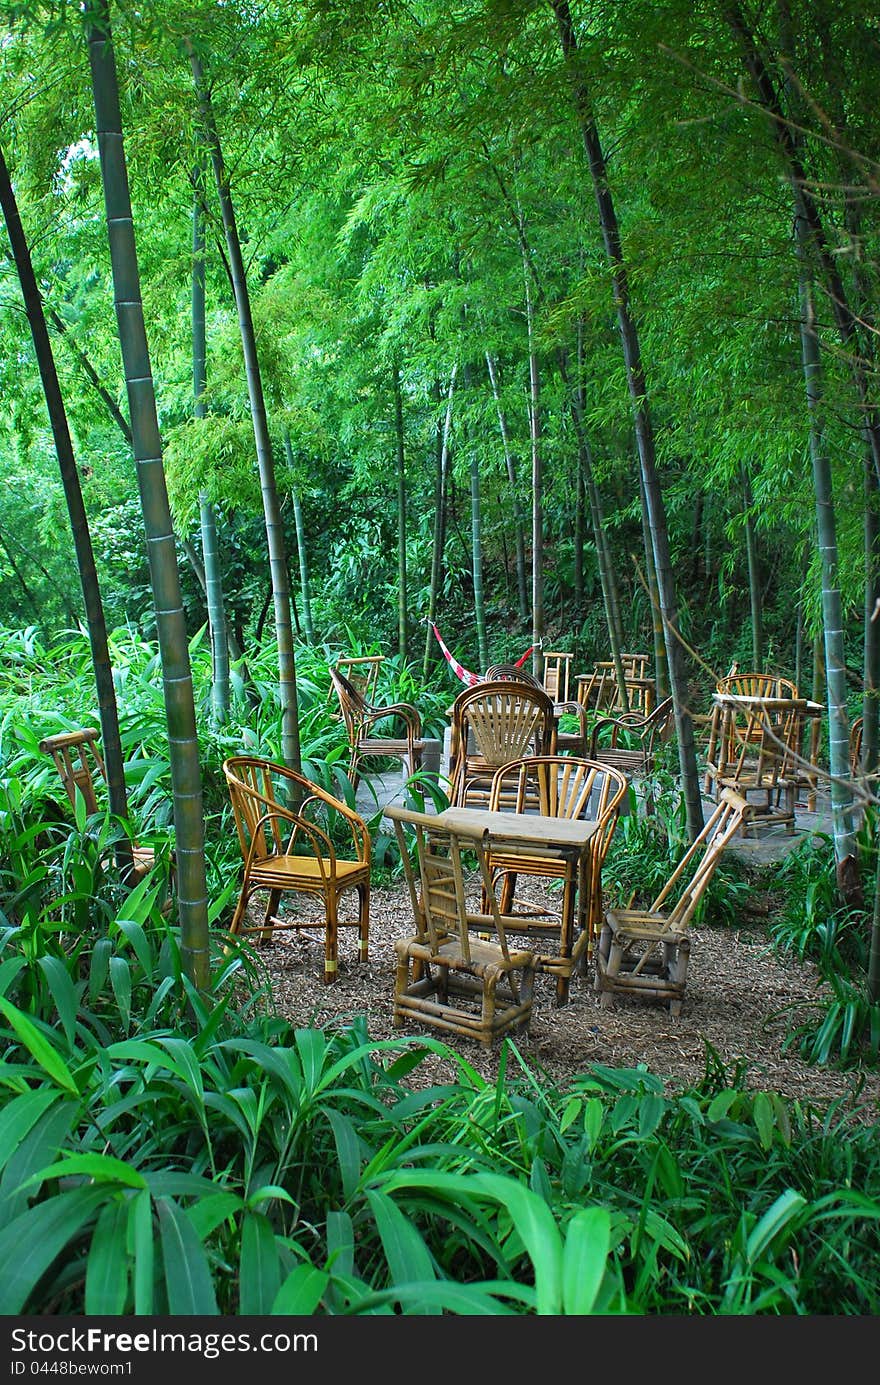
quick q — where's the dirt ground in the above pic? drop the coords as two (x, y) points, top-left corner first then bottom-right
(248, 863), (880, 1126)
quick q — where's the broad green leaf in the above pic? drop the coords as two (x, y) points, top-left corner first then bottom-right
(109, 956), (132, 1030)
(325, 1107), (362, 1201)
(0, 998), (78, 1094)
(562, 1207), (611, 1315)
(0, 956), (26, 997)
(129, 1188), (154, 1316)
(0, 1186), (107, 1313)
(365, 1190), (440, 1314)
(156, 1198), (219, 1315)
(745, 1190), (807, 1262)
(0, 1089), (62, 1175)
(272, 1263), (328, 1315)
(752, 1091), (775, 1150)
(86, 1200), (129, 1314)
(707, 1089), (739, 1122)
(26, 1153), (147, 1189)
(470, 1173), (563, 1315)
(187, 1191), (243, 1240)
(240, 1210), (281, 1316)
(0, 1101), (78, 1228)
(37, 955), (80, 1046)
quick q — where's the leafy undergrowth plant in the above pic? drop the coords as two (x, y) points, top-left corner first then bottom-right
(769, 815), (880, 1066)
(2, 989), (880, 1315)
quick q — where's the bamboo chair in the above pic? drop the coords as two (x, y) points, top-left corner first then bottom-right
(588, 697), (674, 785)
(38, 728), (167, 891)
(594, 788), (750, 1016)
(447, 679), (557, 808)
(385, 803), (538, 1048)
(329, 666), (425, 790)
(223, 755), (370, 985)
(539, 650), (590, 754)
(484, 756), (628, 1004)
(541, 651), (574, 705)
(328, 654), (385, 710)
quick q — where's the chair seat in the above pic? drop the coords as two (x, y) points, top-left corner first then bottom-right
(591, 748), (651, 773)
(357, 735), (426, 756)
(604, 908), (687, 943)
(247, 854), (371, 889)
(399, 933), (536, 975)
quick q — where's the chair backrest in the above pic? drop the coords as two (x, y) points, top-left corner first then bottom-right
(385, 804), (515, 961)
(488, 754), (627, 822)
(648, 788), (749, 931)
(450, 680), (556, 789)
(333, 654), (384, 703)
(223, 754), (367, 867)
(714, 695), (807, 785)
(541, 651), (573, 704)
(39, 729), (105, 815)
(484, 663), (543, 690)
(329, 666), (367, 742)
(716, 671), (798, 700)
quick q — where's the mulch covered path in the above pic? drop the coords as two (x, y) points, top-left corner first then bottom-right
(247, 871), (880, 1125)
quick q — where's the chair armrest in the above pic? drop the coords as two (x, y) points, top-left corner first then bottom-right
(362, 700), (422, 737)
(299, 792), (371, 862)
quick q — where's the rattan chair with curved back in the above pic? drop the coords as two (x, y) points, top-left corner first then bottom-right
(447, 679), (557, 808)
(38, 727), (170, 894)
(329, 666), (425, 790)
(223, 755), (370, 985)
(484, 755), (629, 1004)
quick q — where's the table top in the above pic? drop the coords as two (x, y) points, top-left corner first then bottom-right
(713, 692), (823, 714)
(436, 806), (599, 851)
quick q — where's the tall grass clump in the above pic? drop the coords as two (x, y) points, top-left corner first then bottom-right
(769, 810), (880, 1066)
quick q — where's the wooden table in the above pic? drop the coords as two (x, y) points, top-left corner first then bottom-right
(434, 806), (600, 1003)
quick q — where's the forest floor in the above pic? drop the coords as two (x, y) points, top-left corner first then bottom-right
(250, 771), (880, 1126)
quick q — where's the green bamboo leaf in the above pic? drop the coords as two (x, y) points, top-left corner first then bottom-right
(0, 1089), (62, 1175)
(745, 1189), (807, 1262)
(561, 1207), (611, 1315)
(271, 1263), (328, 1315)
(324, 1107), (362, 1201)
(582, 1097), (604, 1148)
(245, 1185), (295, 1210)
(638, 1093), (666, 1139)
(560, 1096), (581, 1133)
(752, 1091), (775, 1150)
(0, 1186), (107, 1313)
(86, 1200), (129, 1314)
(0, 997), (78, 1094)
(470, 1173), (563, 1315)
(0, 956), (26, 996)
(707, 1089), (739, 1122)
(187, 1191), (243, 1241)
(129, 1188), (154, 1316)
(155, 1036), (205, 1108)
(26, 1152), (147, 1189)
(156, 1198), (219, 1315)
(642, 1208), (690, 1262)
(114, 916), (155, 974)
(326, 1209), (354, 1278)
(294, 1027), (327, 1093)
(109, 956), (132, 1029)
(88, 937), (112, 1004)
(240, 1210), (281, 1315)
(365, 1190), (440, 1314)
(0, 1101), (78, 1228)
(36, 955), (80, 1047)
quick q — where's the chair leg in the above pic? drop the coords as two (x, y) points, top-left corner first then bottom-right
(357, 883), (369, 963)
(323, 898), (339, 985)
